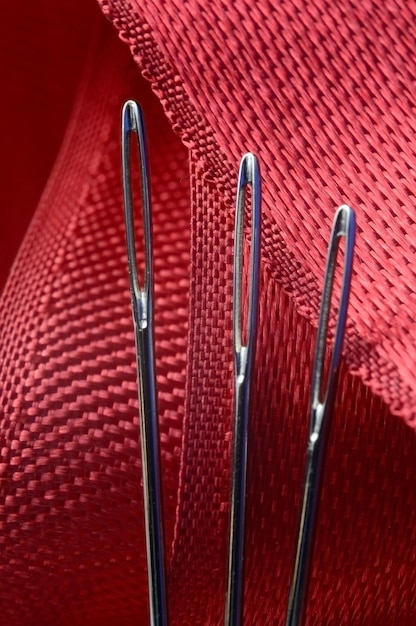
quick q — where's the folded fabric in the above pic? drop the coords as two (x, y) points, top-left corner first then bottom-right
(1, 0), (416, 624)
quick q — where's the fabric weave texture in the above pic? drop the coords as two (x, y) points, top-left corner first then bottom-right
(1, 0), (416, 624)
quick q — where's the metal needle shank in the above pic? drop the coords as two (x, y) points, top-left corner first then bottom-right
(286, 204), (356, 626)
(225, 153), (261, 626)
(122, 99), (168, 626)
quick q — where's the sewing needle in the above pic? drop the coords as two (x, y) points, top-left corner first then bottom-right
(285, 204), (356, 626)
(225, 153), (261, 626)
(122, 99), (168, 626)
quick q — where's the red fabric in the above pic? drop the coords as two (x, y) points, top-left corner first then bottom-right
(0, 0), (99, 291)
(1, 0), (416, 624)
(103, 0), (416, 427)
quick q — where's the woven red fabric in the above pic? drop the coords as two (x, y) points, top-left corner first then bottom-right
(0, 8), (189, 624)
(102, 0), (416, 428)
(2, 0), (416, 624)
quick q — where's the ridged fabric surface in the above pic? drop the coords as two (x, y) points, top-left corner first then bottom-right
(1, 0), (416, 624)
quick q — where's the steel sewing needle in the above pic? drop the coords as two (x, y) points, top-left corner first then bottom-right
(225, 153), (261, 626)
(122, 100), (168, 626)
(285, 204), (356, 626)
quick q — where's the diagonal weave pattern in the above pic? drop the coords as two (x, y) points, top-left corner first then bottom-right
(102, 0), (416, 427)
(0, 12), (189, 625)
(1, 0), (416, 624)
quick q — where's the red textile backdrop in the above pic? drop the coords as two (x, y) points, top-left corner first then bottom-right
(1, 0), (416, 624)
